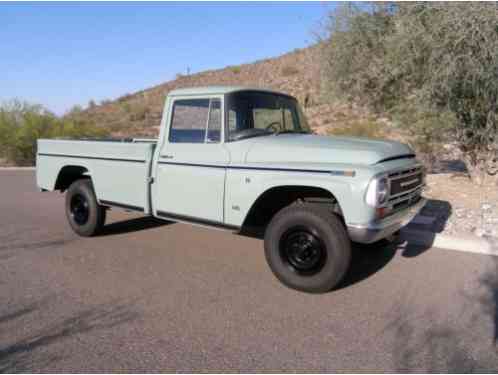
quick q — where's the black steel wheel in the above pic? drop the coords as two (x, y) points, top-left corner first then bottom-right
(279, 226), (327, 276)
(65, 178), (106, 237)
(70, 193), (90, 225)
(264, 204), (351, 293)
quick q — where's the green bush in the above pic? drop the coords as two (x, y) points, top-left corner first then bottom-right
(228, 65), (241, 74)
(321, 3), (498, 183)
(391, 101), (456, 172)
(0, 100), (109, 166)
(121, 102), (132, 113)
(321, 3), (396, 110)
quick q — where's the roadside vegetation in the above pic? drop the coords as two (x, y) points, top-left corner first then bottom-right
(321, 2), (498, 184)
(327, 117), (385, 139)
(2, 2), (497, 186)
(0, 100), (108, 166)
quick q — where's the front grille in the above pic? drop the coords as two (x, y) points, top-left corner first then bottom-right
(391, 192), (421, 211)
(390, 173), (423, 196)
(388, 166), (423, 197)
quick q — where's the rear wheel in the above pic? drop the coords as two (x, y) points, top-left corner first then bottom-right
(264, 204), (351, 293)
(65, 178), (106, 237)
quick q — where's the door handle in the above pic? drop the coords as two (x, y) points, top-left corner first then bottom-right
(162, 155), (174, 159)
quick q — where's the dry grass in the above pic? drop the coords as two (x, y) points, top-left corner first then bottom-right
(72, 44), (396, 142)
(327, 118), (385, 139)
(74, 46), (323, 137)
(281, 65), (299, 76)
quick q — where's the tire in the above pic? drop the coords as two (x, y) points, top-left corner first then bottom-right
(264, 204), (351, 293)
(65, 178), (106, 237)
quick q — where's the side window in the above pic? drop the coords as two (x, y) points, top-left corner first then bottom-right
(206, 99), (221, 142)
(169, 99), (210, 143)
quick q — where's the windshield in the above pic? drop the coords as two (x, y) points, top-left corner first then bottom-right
(226, 91), (311, 141)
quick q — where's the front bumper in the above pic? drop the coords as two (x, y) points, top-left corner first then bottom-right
(347, 197), (426, 244)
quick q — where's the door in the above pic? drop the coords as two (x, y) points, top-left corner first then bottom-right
(152, 96), (229, 223)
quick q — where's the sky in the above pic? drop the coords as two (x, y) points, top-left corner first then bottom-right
(0, 1), (334, 115)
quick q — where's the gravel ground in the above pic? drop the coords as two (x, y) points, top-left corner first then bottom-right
(422, 173), (498, 238)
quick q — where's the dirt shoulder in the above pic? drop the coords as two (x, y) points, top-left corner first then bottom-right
(421, 173), (498, 238)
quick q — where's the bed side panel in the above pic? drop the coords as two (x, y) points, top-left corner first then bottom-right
(36, 139), (155, 212)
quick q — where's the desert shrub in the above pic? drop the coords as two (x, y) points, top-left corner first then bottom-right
(321, 3), (397, 110)
(129, 104), (149, 121)
(120, 101), (149, 121)
(229, 65), (241, 74)
(281, 65), (299, 76)
(117, 93), (133, 103)
(66, 105), (83, 115)
(121, 102), (132, 113)
(391, 101), (456, 172)
(321, 2), (498, 184)
(0, 100), (109, 166)
(327, 118), (384, 139)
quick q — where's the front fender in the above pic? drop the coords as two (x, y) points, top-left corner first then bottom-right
(224, 169), (360, 227)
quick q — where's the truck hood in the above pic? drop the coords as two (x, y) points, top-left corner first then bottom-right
(245, 134), (414, 166)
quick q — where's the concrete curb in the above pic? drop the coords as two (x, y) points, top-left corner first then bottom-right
(0, 167), (35, 170)
(401, 228), (497, 256)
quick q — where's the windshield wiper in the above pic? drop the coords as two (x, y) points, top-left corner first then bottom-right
(230, 129), (274, 141)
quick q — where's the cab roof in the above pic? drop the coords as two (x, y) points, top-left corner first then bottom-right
(167, 86), (294, 98)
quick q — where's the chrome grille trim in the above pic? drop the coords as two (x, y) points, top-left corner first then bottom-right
(388, 186), (424, 205)
(388, 167), (423, 180)
(389, 183), (424, 200)
(387, 165), (423, 197)
(381, 164), (425, 209)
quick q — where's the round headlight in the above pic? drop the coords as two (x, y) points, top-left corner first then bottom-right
(366, 176), (389, 207)
(377, 177), (389, 205)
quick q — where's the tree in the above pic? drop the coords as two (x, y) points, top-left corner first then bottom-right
(394, 3), (498, 183)
(321, 2), (498, 184)
(0, 100), (109, 166)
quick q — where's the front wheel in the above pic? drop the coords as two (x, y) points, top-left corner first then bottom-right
(65, 178), (106, 237)
(264, 204), (351, 293)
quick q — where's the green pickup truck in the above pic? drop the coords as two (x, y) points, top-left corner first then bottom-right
(36, 86), (426, 293)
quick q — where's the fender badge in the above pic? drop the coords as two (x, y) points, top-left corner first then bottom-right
(330, 170), (356, 177)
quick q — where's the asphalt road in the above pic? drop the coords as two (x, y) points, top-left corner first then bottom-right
(1, 170), (498, 372)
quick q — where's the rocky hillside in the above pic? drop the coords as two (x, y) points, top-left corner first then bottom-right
(73, 44), (381, 139)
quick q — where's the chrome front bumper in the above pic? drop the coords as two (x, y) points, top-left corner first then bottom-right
(347, 197), (427, 244)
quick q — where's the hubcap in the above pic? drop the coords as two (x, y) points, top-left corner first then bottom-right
(70, 194), (89, 225)
(279, 226), (327, 276)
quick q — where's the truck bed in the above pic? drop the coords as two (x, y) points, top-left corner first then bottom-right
(37, 139), (157, 213)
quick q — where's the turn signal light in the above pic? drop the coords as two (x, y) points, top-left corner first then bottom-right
(376, 207), (391, 218)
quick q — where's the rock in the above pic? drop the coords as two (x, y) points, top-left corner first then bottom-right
(474, 228), (487, 237)
(481, 203), (493, 211)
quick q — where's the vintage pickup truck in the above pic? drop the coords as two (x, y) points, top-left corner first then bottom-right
(37, 86), (426, 293)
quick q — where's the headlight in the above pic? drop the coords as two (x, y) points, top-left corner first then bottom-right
(366, 176), (389, 207)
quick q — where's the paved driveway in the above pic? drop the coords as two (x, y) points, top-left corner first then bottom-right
(1, 170), (497, 372)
